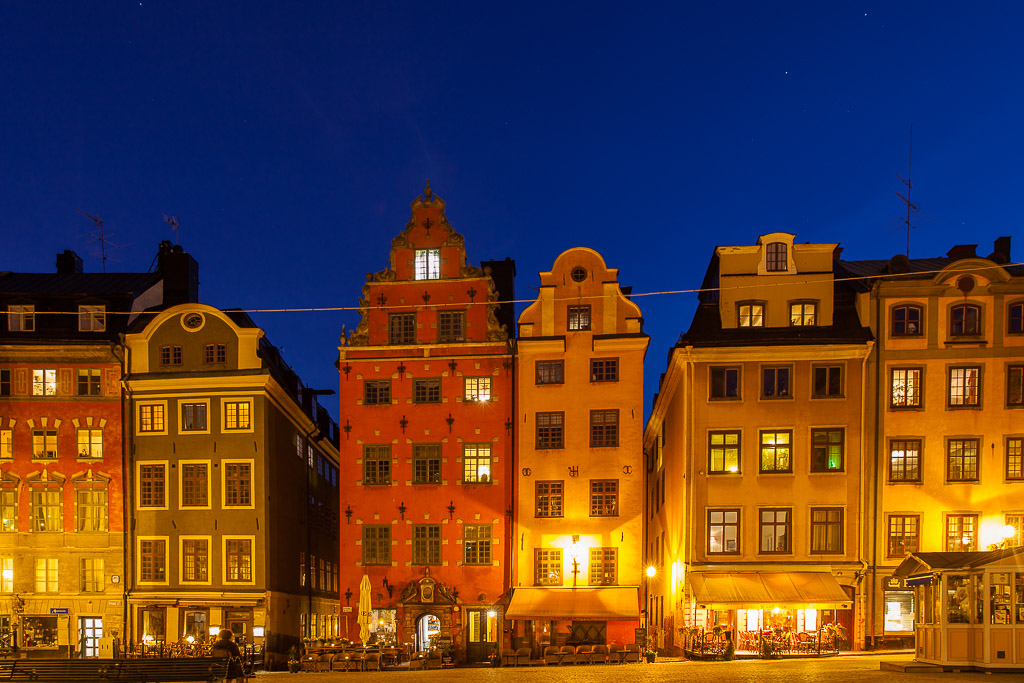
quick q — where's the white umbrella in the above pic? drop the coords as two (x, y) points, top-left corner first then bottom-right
(358, 574), (373, 644)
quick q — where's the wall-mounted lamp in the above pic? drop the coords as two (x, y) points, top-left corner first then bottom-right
(448, 360), (458, 373)
(398, 501), (407, 520)
(447, 501), (456, 519)
(572, 535), (580, 544)
(345, 505), (353, 523)
(445, 413), (455, 432)
(344, 588), (353, 605)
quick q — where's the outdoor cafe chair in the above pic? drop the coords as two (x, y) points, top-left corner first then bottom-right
(501, 648), (518, 666)
(515, 646), (532, 665)
(624, 644), (641, 663)
(558, 645), (576, 664)
(543, 646), (560, 665)
(591, 644), (608, 663)
(300, 654), (318, 672)
(607, 643), (625, 664)
(575, 644), (594, 663)
(364, 653), (382, 671)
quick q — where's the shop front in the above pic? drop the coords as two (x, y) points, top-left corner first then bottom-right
(505, 586), (640, 655)
(893, 547), (1024, 671)
(684, 570), (853, 658)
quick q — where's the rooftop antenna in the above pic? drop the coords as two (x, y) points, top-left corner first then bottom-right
(895, 123), (917, 258)
(163, 215), (181, 245)
(75, 209), (129, 273)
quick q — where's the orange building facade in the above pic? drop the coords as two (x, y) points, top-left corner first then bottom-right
(508, 248), (648, 653)
(337, 186), (515, 664)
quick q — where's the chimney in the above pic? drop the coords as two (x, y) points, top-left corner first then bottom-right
(157, 241), (200, 306)
(946, 244), (977, 260)
(56, 250), (83, 274)
(990, 236), (1012, 264)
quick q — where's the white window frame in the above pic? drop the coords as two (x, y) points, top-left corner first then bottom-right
(414, 249), (441, 280)
(78, 305), (106, 332)
(8, 305), (35, 332)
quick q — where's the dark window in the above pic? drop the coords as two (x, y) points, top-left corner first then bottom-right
(948, 367), (980, 407)
(891, 305), (923, 336)
(888, 439), (921, 482)
(890, 368), (922, 408)
(588, 548), (617, 585)
(139, 464), (165, 507)
(1010, 303), (1024, 334)
(182, 539), (209, 582)
(708, 431), (740, 473)
(708, 509), (740, 553)
(437, 311), (466, 343)
(946, 514), (977, 551)
(203, 344), (226, 364)
(762, 366), (791, 398)
(535, 548), (562, 586)
(1008, 438), (1024, 481)
(590, 480), (618, 516)
(536, 361), (564, 384)
(888, 515), (919, 557)
(813, 366), (843, 398)
(363, 380), (391, 405)
(951, 304), (981, 336)
(363, 445), (391, 485)
(759, 430), (792, 473)
(77, 369), (101, 396)
(412, 524), (441, 565)
(181, 463), (208, 507)
(388, 313), (416, 344)
(463, 524), (492, 565)
(224, 462), (252, 506)
(412, 444), (441, 484)
(0, 369), (9, 396)
(140, 539), (166, 582)
(710, 367), (740, 399)
(811, 429), (844, 472)
(765, 242), (787, 271)
(362, 525), (391, 565)
(567, 305), (591, 331)
(536, 412), (564, 449)
(759, 508), (791, 553)
(160, 346), (182, 365)
(810, 507), (844, 553)
(590, 410), (618, 447)
(413, 378), (441, 403)
(181, 403), (207, 431)
(535, 481), (563, 517)
(1008, 365), (1024, 407)
(947, 438), (979, 482)
(590, 358), (619, 382)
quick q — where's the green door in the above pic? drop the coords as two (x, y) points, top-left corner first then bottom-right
(465, 609), (497, 663)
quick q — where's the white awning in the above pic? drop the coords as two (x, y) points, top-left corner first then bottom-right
(687, 571), (850, 609)
(505, 587), (639, 620)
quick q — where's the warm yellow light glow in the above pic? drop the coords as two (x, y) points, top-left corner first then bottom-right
(487, 611), (496, 618)
(771, 607), (781, 615)
(209, 626), (220, 636)
(646, 565), (656, 578)
(727, 465), (738, 473)
(185, 635), (195, 644)
(0, 569), (11, 581)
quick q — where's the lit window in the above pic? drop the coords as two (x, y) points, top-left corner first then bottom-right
(462, 444), (492, 484)
(890, 368), (922, 408)
(464, 376), (491, 401)
(738, 303), (764, 327)
(225, 538), (253, 582)
(948, 367), (980, 407)
(31, 485), (62, 531)
(34, 558), (59, 592)
(0, 430), (10, 460)
(759, 509), (791, 553)
(463, 524), (492, 565)
(888, 515), (919, 557)
(1008, 438), (1023, 481)
(0, 487), (15, 532)
(32, 369), (57, 396)
(77, 429), (103, 458)
(945, 514), (977, 551)
(535, 361), (563, 385)
(567, 305), (591, 331)
(810, 428), (844, 472)
(224, 400), (251, 430)
(765, 243), (787, 272)
(78, 305), (106, 332)
(8, 305), (35, 332)
(76, 485), (107, 532)
(790, 302), (817, 326)
(588, 547), (617, 585)
(414, 249), (441, 280)
(32, 429), (58, 459)
(0, 557), (12, 592)
(535, 548), (562, 586)
(590, 480), (618, 516)
(888, 440), (921, 483)
(708, 431), (740, 473)
(224, 462), (252, 506)
(139, 404), (166, 433)
(535, 481), (563, 517)
(708, 509), (739, 553)
(1006, 514), (1024, 548)
(759, 430), (792, 472)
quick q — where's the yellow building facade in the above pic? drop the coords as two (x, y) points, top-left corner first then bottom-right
(507, 247), (648, 652)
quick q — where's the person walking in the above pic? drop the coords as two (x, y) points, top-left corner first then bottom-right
(211, 629), (245, 683)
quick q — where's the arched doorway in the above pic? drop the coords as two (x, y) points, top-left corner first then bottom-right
(415, 613), (441, 651)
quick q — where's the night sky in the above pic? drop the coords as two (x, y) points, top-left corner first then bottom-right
(3, 2), (1022, 421)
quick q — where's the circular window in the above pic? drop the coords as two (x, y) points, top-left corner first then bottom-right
(181, 312), (205, 332)
(956, 275), (976, 295)
(570, 266), (587, 282)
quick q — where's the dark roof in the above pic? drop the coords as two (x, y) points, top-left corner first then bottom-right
(894, 547), (1024, 576)
(0, 272), (161, 296)
(837, 255), (1024, 285)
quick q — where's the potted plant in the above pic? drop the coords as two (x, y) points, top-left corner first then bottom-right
(644, 647), (657, 663)
(287, 645), (301, 673)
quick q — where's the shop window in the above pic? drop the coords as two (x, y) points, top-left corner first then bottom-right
(946, 575), (971, 623)
(883, 590), (915, 632)
(140, 608), (166, 642)
(22, 616), (58, 648)
(183, 611), (208, 641)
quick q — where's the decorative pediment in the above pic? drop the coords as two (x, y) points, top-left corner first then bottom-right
(399, 567), (457, 606)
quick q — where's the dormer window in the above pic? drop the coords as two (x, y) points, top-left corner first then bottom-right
(78, 305), (106, 332)
(951, 304), (981, 336)
(789, 302), (817, 326)
(414, 249), (440, 280)
(765, 243), (788, 272)
(8, 305), (34, 332)
(738, 302), (764, 328)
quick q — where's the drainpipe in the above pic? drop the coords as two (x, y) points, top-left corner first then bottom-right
(683, 346), (696, 624)
(114, 336), (133, 654)
(858, 340), (874, 650)
(869, 287), (883, 649)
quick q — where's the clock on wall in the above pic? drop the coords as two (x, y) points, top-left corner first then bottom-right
(182, 312), (205, 331)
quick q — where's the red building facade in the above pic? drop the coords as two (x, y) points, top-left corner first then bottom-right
(338, 185), (515, 663)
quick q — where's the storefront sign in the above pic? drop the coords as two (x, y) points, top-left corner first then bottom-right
(634, 628), (646, 646)
(49, 608), (69, 615)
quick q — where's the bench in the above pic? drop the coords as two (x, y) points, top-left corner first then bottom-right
(103, 658), (231, 682)
(6, 659), (110, 681)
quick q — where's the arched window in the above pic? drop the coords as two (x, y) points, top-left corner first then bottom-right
(950, 303), (981, 336)
(891, 305), (923, 336)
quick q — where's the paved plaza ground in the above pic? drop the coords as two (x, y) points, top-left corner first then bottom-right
(251, 654), (1015, 682)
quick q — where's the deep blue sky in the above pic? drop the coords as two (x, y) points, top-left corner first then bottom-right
(3, 2), (1022, 421)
